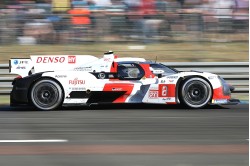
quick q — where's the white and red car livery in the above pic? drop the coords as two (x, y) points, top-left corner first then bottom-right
(9, 51), (238, 110)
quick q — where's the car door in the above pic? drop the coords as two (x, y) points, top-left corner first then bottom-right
(111, 62), (157, 103)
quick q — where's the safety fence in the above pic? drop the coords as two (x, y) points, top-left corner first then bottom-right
(0, 62), (248, 95)
(0, 6), (248, 44)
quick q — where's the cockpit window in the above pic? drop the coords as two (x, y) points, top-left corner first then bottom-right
(118, 63), (144, 80)
(150, 63), (177, 76)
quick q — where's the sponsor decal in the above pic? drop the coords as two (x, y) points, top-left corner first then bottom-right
(14, 59), (30, 69)
(150, 86), (158, 90)
(161, 80), (166, 83)
(149, 90), (158, 98)
(16, 66), (26, 69)
(36, 57), (65, 63)
(55, 75), (67, 78)
(69, 78), (85, 86)
(74, 67), (92, 71)
(166, 76), (178, 79)
(69, 87), (86, 91)
(14, 60), (18, 65)
(104, 57), (112, 62)
(13, 60), (29, 65)
(163, 97), (172, 101)
(19, 60), (29, 64)
(112, 88), (122, 91)
(212, 99), (228, 104)
(68, 56), (76, 64)
(208, 76), (217, 80)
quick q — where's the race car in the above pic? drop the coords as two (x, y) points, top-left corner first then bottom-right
(9, 51), (238, 110)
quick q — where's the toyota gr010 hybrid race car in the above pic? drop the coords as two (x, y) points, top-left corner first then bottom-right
(9, 51), (239, 110)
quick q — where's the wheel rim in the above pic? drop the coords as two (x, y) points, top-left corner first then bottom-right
(32, 82), (59, 108)
(182, 79), (211, 108)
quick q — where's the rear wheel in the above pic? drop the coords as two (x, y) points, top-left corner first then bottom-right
(30, 79), (63, 110)
(181, 77), (212, 108)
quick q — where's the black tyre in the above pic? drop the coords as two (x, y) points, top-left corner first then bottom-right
(30, 79), (63, 110)
(181, 77), (212, 108)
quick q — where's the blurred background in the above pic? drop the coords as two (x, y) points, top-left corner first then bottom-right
(0, 0), (248, 63)
(0, 2), (248, 165)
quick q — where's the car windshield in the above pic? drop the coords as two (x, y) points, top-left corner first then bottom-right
(117, 63), (144, 80)
(150, 63), (178, 76)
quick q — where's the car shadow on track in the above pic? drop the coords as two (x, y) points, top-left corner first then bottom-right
(0, 104), (228, 111)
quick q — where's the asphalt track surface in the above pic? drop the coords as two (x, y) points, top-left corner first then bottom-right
(0, 104), (248, 166)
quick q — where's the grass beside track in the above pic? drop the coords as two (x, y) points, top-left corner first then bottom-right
(0, 96), (9, 105)
(0, 42), (248, 63)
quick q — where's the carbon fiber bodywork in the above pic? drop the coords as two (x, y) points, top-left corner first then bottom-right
(10, 73), (43, 106)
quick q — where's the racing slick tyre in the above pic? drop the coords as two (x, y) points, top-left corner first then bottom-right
(180, 77), (212, 108)
(30, 79), (63, 110)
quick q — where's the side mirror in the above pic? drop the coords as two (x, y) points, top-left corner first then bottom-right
(158, 74), (162, 78)
(152, 69), (164, 78)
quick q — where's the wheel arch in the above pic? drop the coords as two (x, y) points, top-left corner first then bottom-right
(28, 76), (65, 104)
(176, 75), (213, 104)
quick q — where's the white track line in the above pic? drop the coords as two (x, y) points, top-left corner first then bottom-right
(0, 139), (68, 143)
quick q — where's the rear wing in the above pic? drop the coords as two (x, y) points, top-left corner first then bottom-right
(9, 54), (117, 77)
(9, 55), (99, 77)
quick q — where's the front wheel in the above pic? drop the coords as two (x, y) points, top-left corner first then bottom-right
(30, 79), (63, 110)
(180, 77), (212, 108)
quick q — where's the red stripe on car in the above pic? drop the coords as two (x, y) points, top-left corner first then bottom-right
(110, 62), (118, 73)
(140, 64), (155, 78)
(103, 83), (134, 103)
(213, 87), (230, 100)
